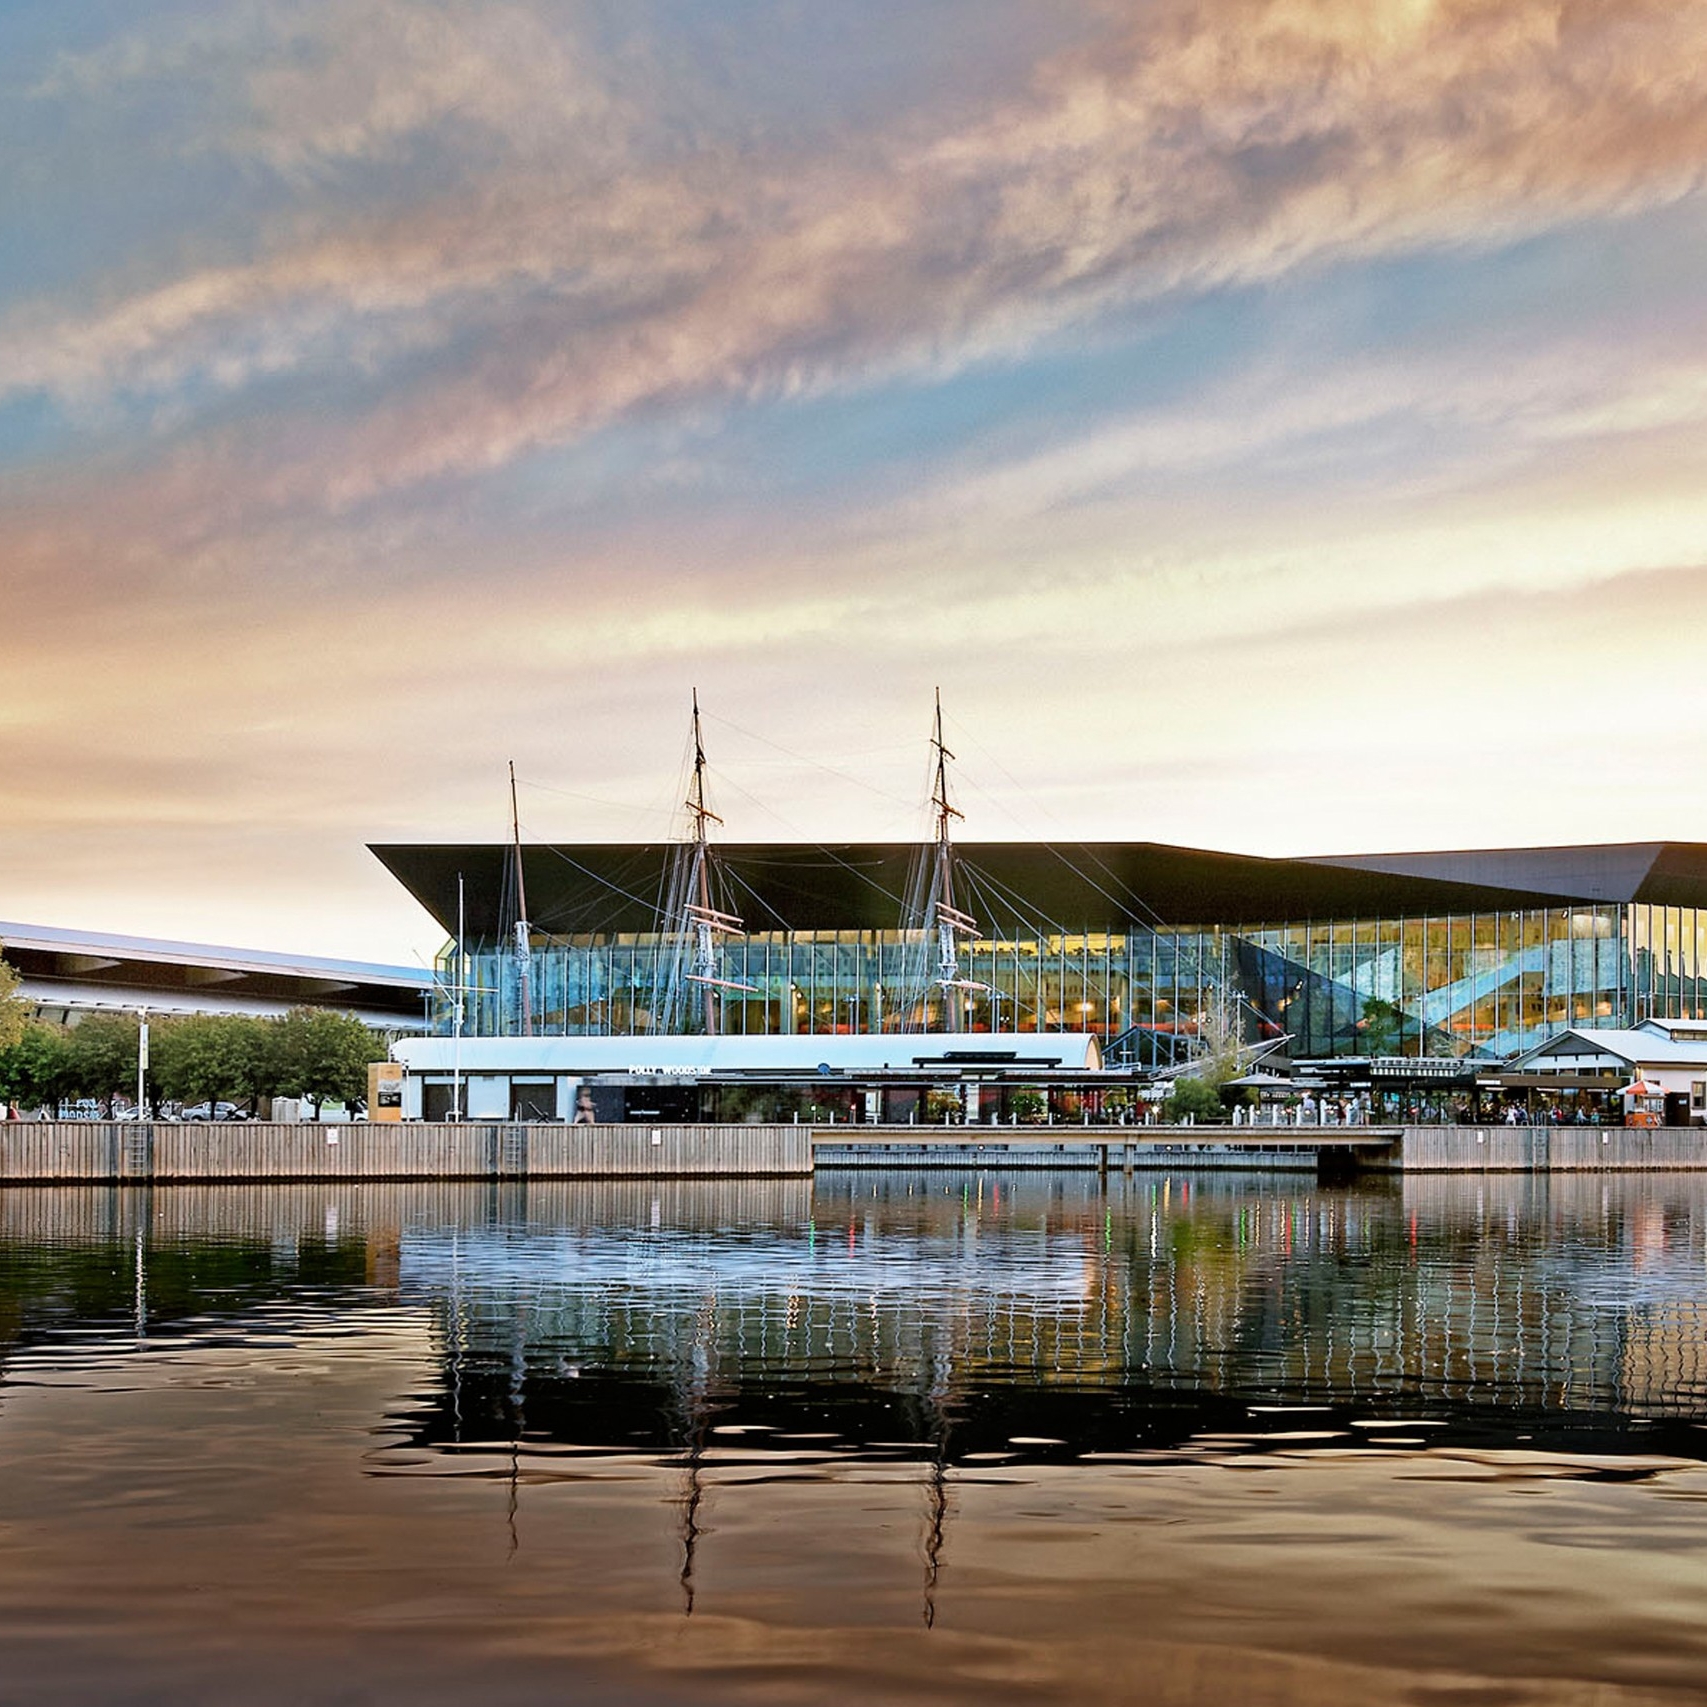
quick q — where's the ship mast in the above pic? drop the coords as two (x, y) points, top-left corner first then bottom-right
(508, 759), (533, 1038)
(681, 690), (744, 1036)
(927, 689), (978, 1031)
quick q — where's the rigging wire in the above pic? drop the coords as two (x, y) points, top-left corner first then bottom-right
(717, 861), (794, 933)
(939, 716), (1282, 1052)
(701, 710), (922, 812)
(941, 713), (1216, 931)
(680, 730), (916, 916)
(939, 713), (1202, 938)
(493, 708), (1279, 1054)
(530, 838), (671, 920)
(515, 774), (681, 830)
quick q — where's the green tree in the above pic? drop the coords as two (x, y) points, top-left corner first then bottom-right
(65, 1013), (142, 1113)
(922, 1087), (962, 1123)
(1165, 1076), (1226, 1123)
(0, 1021), (73, 1111)
(152, 1014), (272, 1113)
(1162, 987), (1246, 1123)
(1009, 1087), (1047, 1124)
(272, 1009), (383, 1117)
(0, 954), (27, 1054)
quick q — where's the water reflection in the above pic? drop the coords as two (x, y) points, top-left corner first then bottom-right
(3, 1173), (1707, 1705)
(378, 1171), (1707, 1469)
(4, 1172), (1707, 1455)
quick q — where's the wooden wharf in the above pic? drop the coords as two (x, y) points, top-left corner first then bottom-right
(0, 1121), (1702, 1184)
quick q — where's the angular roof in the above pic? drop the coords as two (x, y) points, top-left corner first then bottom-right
(0, 921), (432, 1022)
(370, 838), (1707, 939)
(1306, 843), (1707, 906)
(1507, 1028), (1707, 1069)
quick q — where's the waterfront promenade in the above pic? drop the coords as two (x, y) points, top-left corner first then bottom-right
(2, 1120), (1705, 1181)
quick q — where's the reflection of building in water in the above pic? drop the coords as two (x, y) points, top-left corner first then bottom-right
(0, 1177), (1702, 1446)
(392, 1173), (1707, 1454)
(1621, 1303), (1707, 1415)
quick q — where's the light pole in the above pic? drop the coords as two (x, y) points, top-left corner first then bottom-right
(136, 1007), (149, 1120)
(452, 871), (465, 1121)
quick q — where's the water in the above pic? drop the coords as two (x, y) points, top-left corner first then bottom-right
(2, 1171), (1707, 1704)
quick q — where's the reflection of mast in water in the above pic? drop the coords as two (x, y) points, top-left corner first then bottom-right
(919, 1348), (960, 1630)
(922, 1444), (949, 1628)
(678, 1415), (706, 1617)
(504, 1302), (526, 1560)
(670, 1294), (726, 1617)
(447, 1233), (466, 1446)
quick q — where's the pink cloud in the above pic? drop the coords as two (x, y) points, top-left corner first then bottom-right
(7, 0), (1707, 511)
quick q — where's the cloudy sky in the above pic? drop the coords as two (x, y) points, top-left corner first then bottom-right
(5, 0), (1707, 966)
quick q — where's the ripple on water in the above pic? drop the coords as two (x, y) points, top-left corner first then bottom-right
(0, 1175), (1705, 1703)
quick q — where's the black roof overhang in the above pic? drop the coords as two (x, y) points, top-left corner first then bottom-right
(7, 941), (429, 1019)
(370, 839), (1707, 939)
(587, 1065), (1132, 1085)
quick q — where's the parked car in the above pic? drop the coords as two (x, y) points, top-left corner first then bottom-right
(178, 1101), (250, 1122)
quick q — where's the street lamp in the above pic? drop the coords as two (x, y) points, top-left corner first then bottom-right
(136, 1007), (149, 1121)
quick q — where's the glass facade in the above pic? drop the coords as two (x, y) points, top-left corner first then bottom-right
(434, 899), (1707, 1062)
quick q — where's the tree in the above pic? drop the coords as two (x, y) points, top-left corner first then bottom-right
(0, 954), (27, 1054)
(1161, 986), (1246, 1124)
(1165, 1076), (1225, 1123)
(272, 1009), (384, 1117)
(1009, 1087), (1047, 1124)
(0, 1021), (73, 1111)
(65, 1013), (142, 1113)
(922, 1087), (962, 1124)
(1189, 989), (1244, 1089)
(152, 1014), (272, 1113)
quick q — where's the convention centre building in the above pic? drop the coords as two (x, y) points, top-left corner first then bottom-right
(371, 838), (1707, 1068)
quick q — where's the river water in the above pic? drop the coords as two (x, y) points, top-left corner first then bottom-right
(1, 1169), (1706, 1705)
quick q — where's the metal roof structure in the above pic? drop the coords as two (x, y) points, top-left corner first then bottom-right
(369, 839), (1707, 939)
(1305, 842), (1707, 908)
(393, 1032), (1104, 1075)
(0, 921), (433, 1025)
(1507, 1029), (1707, 1071)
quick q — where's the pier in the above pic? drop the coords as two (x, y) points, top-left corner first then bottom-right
(1, 1120), (1704, 1183)
(0, 1120), (813, 1183)
(814, 1125), (1400, 1180)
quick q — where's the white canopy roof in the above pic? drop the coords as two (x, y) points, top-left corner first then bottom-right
(394, 1032), (1105, 1074)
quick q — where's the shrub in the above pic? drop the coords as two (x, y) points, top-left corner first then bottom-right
(1164, 1077), (1224, 1123)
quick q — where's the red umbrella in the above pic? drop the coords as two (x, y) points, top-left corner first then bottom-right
(1620, 1078), (1663, 1098)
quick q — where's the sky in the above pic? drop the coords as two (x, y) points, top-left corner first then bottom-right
(5, 0), (1707, 968)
